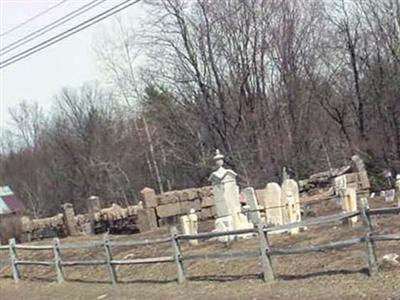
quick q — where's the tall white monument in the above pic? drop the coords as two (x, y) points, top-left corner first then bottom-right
(209, 149), (253, 236)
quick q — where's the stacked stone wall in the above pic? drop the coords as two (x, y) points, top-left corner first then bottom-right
(138, 186), (215, 232)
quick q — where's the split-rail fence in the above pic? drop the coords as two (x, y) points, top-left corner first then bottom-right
(0, 198), (399, 285)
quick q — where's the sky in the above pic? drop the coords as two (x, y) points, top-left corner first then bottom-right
(0, 0), (145, 129)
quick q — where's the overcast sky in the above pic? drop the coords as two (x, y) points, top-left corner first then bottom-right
(0, 0), (144, 129)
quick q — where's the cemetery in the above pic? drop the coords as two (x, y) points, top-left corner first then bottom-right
(0, 150), (399, 299)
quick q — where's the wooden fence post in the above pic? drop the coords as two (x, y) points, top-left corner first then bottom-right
(53, 238), (65, 283)
(256, 224), (275, 282)
(359, 197), (378, 276)
(8, 238), (20, 283)
(103, 234), (117, 286)
(170, 226), (185, 283)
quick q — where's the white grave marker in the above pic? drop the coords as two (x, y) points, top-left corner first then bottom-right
(242, 187), (261, 225)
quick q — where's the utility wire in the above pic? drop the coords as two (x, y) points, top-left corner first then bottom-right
(0, 0), (69, 37)
(0, 0), (140, 70)
(1, 0), (107, 55)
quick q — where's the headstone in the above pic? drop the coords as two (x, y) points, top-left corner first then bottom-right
(188, 209), (198, 245)
(281, 179), (301, 225)
(395, 175), (400, 207)
(385, 189), (396, 202)
(257, 183), (284, 226)
(180, 215), (190, 235)
(342, 187), (358, 225)
(242, 187), (261, 225)
(209, 149), (253, 234)
(334, 175), (347, 206)
(61, 203), (79, 236)
(285, 191), (299, 234)
(214, 216), (234, 243)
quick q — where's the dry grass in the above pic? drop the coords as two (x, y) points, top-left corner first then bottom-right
(0, 197), (400, 299)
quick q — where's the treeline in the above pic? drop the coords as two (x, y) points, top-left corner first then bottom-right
(1, 0), (400, 217)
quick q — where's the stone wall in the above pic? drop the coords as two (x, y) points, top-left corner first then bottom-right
(1, 187), (216, 240)
(138, 186), (215, 231)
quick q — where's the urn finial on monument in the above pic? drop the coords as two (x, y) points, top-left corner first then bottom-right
(209, 149), (237, 184)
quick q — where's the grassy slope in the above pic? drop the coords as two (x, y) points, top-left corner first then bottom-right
(0, 197), (399, 300)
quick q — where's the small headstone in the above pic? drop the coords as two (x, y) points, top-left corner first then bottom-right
(188, 209), (198, 245)
(385, 189), (396, 202)
(242, 187), (261, 225)
(281, 179), (301, 225)
(180, 215), (190, 235)
(214, 216), (234, 243)
(259, 183), (283, 226)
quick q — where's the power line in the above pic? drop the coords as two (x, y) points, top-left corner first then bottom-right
(0, 0), (69, 37)
(1, 0), (107, 56)
(0, 0), (140, 70)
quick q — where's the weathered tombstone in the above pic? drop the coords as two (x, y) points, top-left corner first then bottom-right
(343, 187), (358, 225)
(258, 183), (284, 226)
(188, 209), (198, 245)
(385, 189), (396, 202)
(180, 215), (190, 235)
(209, 150), (253, 233)
(242, 187), (261, 225)
(281, 179), (301, 225)
(61, 203), (79, 236)
(334, 174), (347, 206)
(395, 175), (400, 206)
(214, 216), (234, 243)
(285, 191), (299, 234)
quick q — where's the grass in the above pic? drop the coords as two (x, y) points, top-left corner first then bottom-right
(0, 196), (400, 299)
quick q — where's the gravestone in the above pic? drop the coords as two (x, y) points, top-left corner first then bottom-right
(342, 187), (358, 225)
(242, 187), (261, 225)
(180, 215), (190, 234)
(180, 209), (198, 245)
(281, 179), (301, 225)
(285, 191), (299, 234)
(209, 150), (253, 235)
(258, 183), (283, 226)
(334, 175), (347, 206)
(188, 209), (198, 245)
(385, 189), (396, 202)
(214, 216), (235, 243)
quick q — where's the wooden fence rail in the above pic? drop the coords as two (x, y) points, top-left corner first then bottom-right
(0, 198), (399, 285)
